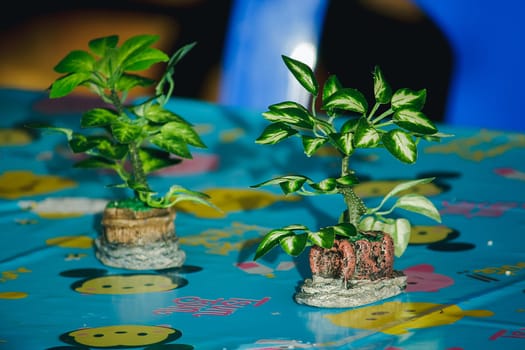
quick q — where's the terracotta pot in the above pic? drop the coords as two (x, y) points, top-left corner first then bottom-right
(94, 206), (186, 270)
(295, 231), (406, 308)
(309, 231), (395, 282)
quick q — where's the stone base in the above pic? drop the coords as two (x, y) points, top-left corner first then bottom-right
(294, 272), (407, 308)
(95, 235), (186, 270)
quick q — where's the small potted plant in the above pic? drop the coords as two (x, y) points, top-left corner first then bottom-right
(251, 55), (447, 308)
(28, 34), (215, 270)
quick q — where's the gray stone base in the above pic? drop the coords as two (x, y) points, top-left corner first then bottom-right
(94, 235), (186, 270)
(294, 272), (407, 308)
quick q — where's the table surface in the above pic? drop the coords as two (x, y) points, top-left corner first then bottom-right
(1, 88), (524, 350)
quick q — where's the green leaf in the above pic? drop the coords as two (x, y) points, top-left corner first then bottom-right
(280, 177), (308, 194)
(135, 102), (188, 124)
(161, 121), (206, 148)
(323, 88), (368, 115)
(74, 156), (117, 169)
(138, 147), (182, 174)
(68, 134), (102, 153)
(421, 131), (454, 142)
(340, 118), (360, 133)
(335, 174), (359, 186)
(116, 73), (156, 91)
(255, 122), (298, 144)
(251, 175), (309, 194)
(49, 72), (91, 98)
(393, 177), (435, 196)
(302, 135), (327, 156)
(96, 140), (128, 160)
(88, 35), (119, 56)
(282, 224), (309, 231)
(354, 118), (380, 148)
(391, 88), (426, 111)
(268, 101), (309, 113)
(24, 123), (73, 140)
(122, 47), (169, 71)
(391, 218), (411, 257)
(94, 50), (118, 80)
(358, 216), (380, 232)
(309, 177), (337, 192)
(369, 177), (436, 214)
(382, 129), (417, 163)
(309, 228), (335, 249)
(332, 222), (357, 238)
(81, 108), (119, 128)
(322, 74), (343, 102)
(329, 132), (354, 155)
(282, 55), (318, 96)
(393, 109), (437, 135)
(150, 134), (192, 158)
(313, 118), (336, 135)
(166, 41), (197, 70)
(254, 229), (294, 260)
(394, 194), (442, 223)
(111, 120), (143, 144)
(118, 34), (160, 69)
(164, 185), (212, 206)
(373, 66), (392, 104)
(280, 233), (308, 256)
(54, 50), (95, 74)
(262, 107), (313, 128)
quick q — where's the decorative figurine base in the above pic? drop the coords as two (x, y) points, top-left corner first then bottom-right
(95, 236), (186, 270)
(294, 272), (407, 308)
(95, 205), (185, 270)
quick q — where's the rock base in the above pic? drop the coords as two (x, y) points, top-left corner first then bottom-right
(294, 272), (407, 308)
(95, 235), (186, 270)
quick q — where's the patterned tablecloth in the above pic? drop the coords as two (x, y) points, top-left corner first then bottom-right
(0, 88), (524, 349)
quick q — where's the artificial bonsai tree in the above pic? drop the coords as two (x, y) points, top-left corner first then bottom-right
(251, 55), (446, 307)
(28, 34), (215, 270)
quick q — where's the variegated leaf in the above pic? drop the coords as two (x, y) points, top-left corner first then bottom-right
(354, 119), (380, 148)
(255, 123), (298, 144)
(391, 88), (426, 111)
(302, 135), (327, 156)
(280, 233), (308, 256)
(394, 193), (442, 223)
(323, 88), (368, 114)
(394, 109), (437, 135)
(282, 55), (318, 96)
(309, 229), (335, 249)
(382, 129), (417, 163)
(373, 66), (392, 104)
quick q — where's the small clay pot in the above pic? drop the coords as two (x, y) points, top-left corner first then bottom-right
(101, 206), (176, 245)
(95, 205), (185, 270)
(294, 231), (406, 308)
(309, 231), (395, 282)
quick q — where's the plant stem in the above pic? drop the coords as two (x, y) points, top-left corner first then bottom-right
(341, 155), (367, 227)
(108, 89), (150, 195)
(371, 107), (394, 125)
(129, 142), (151, 193)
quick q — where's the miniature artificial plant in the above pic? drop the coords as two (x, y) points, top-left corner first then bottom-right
(29, 34), (213, 210)
(252, 55), (446, 262)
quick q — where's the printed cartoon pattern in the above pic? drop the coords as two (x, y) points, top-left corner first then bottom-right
(1, 90), (524, 349)
(324, 301), (493, 335)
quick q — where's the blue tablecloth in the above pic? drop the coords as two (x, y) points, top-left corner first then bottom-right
(1, 88), (524, 349)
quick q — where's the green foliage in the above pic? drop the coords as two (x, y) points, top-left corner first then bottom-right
(27, 34), (213, 209)
(253, 55), (450, 259)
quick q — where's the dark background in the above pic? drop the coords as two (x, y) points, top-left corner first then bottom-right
(0, 0), (452, 122)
